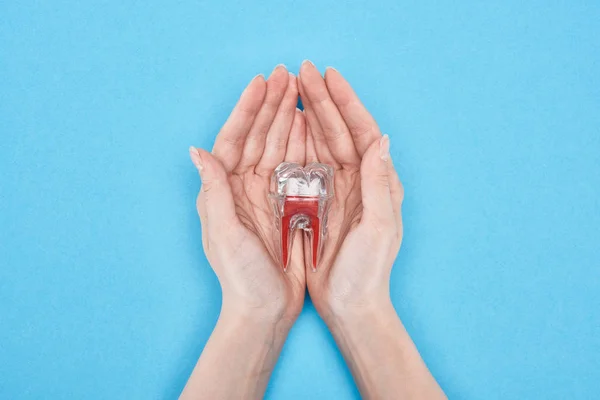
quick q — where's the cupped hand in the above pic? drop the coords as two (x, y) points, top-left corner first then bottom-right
(298, 61), (404, 321)
(189, 65), (306, 324)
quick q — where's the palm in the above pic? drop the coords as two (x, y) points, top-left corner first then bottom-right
(306, 168), (363, 303)
(193, 66), (307, 319)
(229, 172), (277, 258)
(298, 62), (404, 316)
(325, 168), (362, 255)
(227, 169), (305, 311)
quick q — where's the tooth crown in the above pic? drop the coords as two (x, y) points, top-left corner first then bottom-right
(271, 162), (334, 198)
(269, 162), (334, 271)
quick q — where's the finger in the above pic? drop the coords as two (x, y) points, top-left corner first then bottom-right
(359, 135), (395, 232)
(299, 60), (360, 167)
(212, 75), (267, 172)
(190, 146), (239, 238)
(285, 230), (305, 284)
(298, 77), (338, 167)
(236, 65), (290, 172)
(387, 155), (404, 236)
(305, 123), (318, 164)
(256, 72), (299, 175)
(283, 108), (306, 165)
(324, 67), (382, 156)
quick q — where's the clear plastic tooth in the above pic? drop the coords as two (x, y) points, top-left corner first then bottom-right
(269, 162), (334, 271)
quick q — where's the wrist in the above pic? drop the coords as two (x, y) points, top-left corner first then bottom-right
(321, 294), (396, 329)
(220, 299), (296, 334)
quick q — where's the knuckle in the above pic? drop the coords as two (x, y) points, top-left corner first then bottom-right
(266, 136), (288, 150)
(278, 106), (296, 118)
(254, 126), (270, 141)
(373, 173), (390, 187)
(244, 126), (269, 147)
(201, 176), (223, 193)
(323, 125), (348, 141)
(238, 102), (261, 116)
(218, 132), (244, 147)
(364, 219), (397, 246)
(313, 132), (328, 145)
(265, 92), (286, 107)
(311, 91), (329, 105)
(350, 122), (375, 139)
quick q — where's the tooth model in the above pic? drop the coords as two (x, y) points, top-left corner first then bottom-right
(270, 162), (334, 271)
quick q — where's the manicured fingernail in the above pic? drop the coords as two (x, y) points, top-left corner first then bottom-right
(189, 146), (204, 172)
(325, 66), (338, 73)
(288, 71), (296, 78)
(379, 135), (390, 161)
(270, 64), (287, 78)
(302, 59), (315, 68)
(242, 74), (264, 95)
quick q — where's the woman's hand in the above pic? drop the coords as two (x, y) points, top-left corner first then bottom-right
(182, 65), (306, 399)
(299, 61), (445, 399)
(190, 65), (306, 323)
(182, 62), (444, 399)
(298, 61), (404, 321)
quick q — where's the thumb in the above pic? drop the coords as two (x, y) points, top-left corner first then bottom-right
(189, 146), (238, 236)
(359, 135), (395, 230)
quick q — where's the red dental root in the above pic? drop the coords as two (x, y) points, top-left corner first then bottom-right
(270, 161), (334, 271)
(281, 196), (320, 271)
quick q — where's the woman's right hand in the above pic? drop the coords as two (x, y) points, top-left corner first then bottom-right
(298, 61), (404, 321)
(299, 60), (445, 400)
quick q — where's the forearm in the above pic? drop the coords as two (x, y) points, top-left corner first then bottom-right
(180, 309), (292, 400)
(326, 301), (446, 400)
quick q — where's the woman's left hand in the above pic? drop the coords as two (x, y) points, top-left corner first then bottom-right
(182, 65), (306, 399)
(190, 66), (306, 324)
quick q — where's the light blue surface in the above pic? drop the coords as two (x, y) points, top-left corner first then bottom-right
(1, 1), (599, 398)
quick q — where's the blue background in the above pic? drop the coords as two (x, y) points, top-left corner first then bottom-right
(1, 1), (599, 398)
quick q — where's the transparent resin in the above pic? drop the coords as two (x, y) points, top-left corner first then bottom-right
(269, 162), (334, 271)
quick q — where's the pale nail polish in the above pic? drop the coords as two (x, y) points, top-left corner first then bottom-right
(189, 146), (204, 171)
(242, 74), (264, 95)
(379, 135), (390, 161)
(270, 65), (287, 78)
(268, 65), (287, 81)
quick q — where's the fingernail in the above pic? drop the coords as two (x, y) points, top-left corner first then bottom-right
(288, 71), (296, 78)
(325, 66), (338, 73)
(379, 135), (390, 161)
(242, 74), (264, 95)
(189, 146), (204, 172)
(302, 59), (315, 68)
(270, 64), (287, 77)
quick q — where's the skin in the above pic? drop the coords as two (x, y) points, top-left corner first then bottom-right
(299, 61), (446, 399)
(182, 62), (446, 400)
